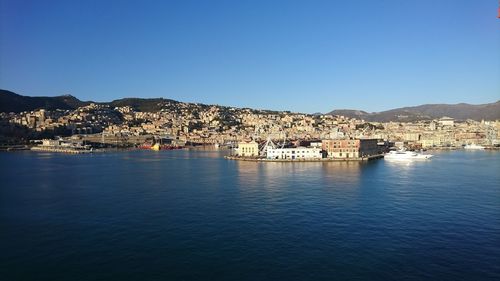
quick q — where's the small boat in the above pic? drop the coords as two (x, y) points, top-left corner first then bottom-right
(384, 149), (433, 160)
(151, 143), (161, 151)
(464, 144), (485, 150)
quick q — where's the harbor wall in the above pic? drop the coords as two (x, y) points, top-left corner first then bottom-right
(224, 154), (383, 162)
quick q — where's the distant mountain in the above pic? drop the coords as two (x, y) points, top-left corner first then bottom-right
(328, 101), (500, 122)
(328, 109), (370, 119)
(0, 89), (89, 112)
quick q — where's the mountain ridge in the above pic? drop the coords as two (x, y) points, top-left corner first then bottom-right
(329, 101), (500, 121)
(1, 89), (499, 121)
(0, 90), (91, 112)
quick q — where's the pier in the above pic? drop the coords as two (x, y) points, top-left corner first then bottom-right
(224, 154), (384, 162)
(31, 146), (94, 154)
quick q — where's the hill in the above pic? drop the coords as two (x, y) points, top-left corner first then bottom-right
(0, 89), (89, 112)
(0, 90), (179, 113)
(328, 101), (500, 122)
(2, 89), (499, 121)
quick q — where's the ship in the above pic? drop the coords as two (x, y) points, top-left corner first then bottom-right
(138, 142), (183, 151)
(384, 149), (433, 160)
(464, 144), (485, 150)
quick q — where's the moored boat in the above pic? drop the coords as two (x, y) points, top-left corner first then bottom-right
(464, 144), (485, 150)
(384, 149), (433, 160)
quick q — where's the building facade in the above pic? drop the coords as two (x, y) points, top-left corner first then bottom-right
(322, 139), (379, 159)
(237, 141), (259, 157)
(439, 117), (455, 126)
(266, 147), (322, 160)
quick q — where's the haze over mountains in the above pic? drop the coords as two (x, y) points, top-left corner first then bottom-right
(1, 89), (499, 121)
(328, 101), (500, 122)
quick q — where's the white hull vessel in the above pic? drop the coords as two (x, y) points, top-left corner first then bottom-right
(464, 144), (485, 150)
(384, 150), (433, 160)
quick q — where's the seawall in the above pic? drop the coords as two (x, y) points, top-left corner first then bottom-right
(224, 154), (384, 162)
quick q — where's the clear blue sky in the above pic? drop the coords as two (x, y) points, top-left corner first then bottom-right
(1, 0), (499, 113)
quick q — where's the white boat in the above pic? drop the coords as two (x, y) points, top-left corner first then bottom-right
(384, 149), (433, 160)
(464, 144), (485, 150)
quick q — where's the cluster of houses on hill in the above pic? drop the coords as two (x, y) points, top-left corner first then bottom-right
(2, 98), (499, 150)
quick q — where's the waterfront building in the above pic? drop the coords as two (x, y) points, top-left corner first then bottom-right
(404, 133), (420, 142)
(42, 139), (63, 147)
(33, 138), (93, 153)
(420, 139), (438, 148)
(322, 139), (379, 159)
(237, 141), (259, 157)
(266, 147), (322, 160)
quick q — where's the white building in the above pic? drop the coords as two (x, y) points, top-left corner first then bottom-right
(310, 141), (323, 148)
(439, 117), (455, 126)
(266, 147), (322, 160)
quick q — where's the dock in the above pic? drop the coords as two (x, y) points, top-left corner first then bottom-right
(0, 145), (31, 151)
(31, 146), (94, 154)
(224, 154), (384, 162)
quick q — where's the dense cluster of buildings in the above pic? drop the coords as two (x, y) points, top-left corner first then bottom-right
(368, 118), (499, 149)
(2, 103), (121, 135)
(1, 100), (499, 150)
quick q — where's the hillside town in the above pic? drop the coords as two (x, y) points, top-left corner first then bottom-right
(1, 100), (499, 155)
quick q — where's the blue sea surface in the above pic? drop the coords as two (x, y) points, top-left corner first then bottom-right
(1, 149), (499, 280)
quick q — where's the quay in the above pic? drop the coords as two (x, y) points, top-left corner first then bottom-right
(0, 145), (30, 151)
(224, 154), (384, 162)
(31, 146), (93, 154)
(230, 138), (384, 162)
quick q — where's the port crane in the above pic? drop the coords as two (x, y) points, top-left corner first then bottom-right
(356, 124), (372, 139)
